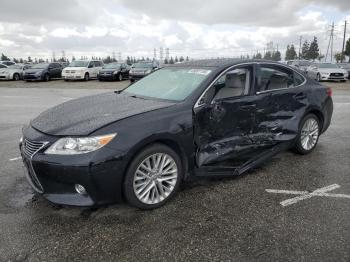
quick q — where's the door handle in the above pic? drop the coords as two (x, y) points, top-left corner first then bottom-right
(240, 103), (256, 110)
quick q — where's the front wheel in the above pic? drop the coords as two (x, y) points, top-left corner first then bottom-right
(44, 74), (50, 82)
(118, 73), (123, 81)
(123, 144), (182, 209)
(84, 73), (89, 81)
(13, 73), (20, 81)
(293, 114), (320, 155)
(316, 73), (321, 82)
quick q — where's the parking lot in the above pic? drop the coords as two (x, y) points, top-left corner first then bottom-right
(0, 80), (349, 261)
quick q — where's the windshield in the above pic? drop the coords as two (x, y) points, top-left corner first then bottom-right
(124, 68), (211, 101)
(69, 61), (89, 67)
(31, 63), (49, 69)
(339, 63), (350, 69)
(8, 65), (22, 69)
(132, 63), (153, 69)
(318, 63), (339, 69)
(103, 63), (121, 69)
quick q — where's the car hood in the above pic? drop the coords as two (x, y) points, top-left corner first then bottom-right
(30, 92), (175, 136)
(100, 69), (119, 73)
(0, 68), (20, 74)
(64, 67), (87, 71)
(318, 68), (344, 73)
(25, 68), (45, 73)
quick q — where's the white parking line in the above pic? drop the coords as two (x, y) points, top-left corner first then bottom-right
(266, 184), (350, 207)
(9, 157), (22, 161)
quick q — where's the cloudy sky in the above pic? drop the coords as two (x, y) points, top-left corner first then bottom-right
(0, 0), (349, 60)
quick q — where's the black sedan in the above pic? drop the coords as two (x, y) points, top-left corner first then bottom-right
(98, 62), (130, 81)
(20, 59), (333, 209)
(23, 62), (63, 81)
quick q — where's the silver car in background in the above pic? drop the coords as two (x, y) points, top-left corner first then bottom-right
(0, 64), (31, 81)
(338, 63), (350, 79)
(288, 60), (311, 74)
(306, 63), (348, 82)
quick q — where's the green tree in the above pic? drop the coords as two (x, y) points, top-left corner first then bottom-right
(255, 52), (262, 59)
(1, 53), (10, 61)
(301, 40), (310, 59)
(169, 57), (174, 64)
(285, 44), (298, 60)
(179, 56), (184, 62)
(272, 51), (281, 61)
(264, 51), (272, 60)
(334, 52), (345, 63)
(27, 56), (32, 63)
(186, 56), (189, 61)
(175, 56), (179, 63)
(344, 38), (350, 62)
(164, 58), (168, 64)
(308, 37), (319, 61)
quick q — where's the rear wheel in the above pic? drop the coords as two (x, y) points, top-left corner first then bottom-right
(294, 114), (320, 155)
(123, 144), (182, 209)
(13, 73), (20, 81)
(118, 73), (123, 81)
(44, 74), (50, 82)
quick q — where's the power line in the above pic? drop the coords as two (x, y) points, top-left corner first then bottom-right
(341, 20), (347, 63)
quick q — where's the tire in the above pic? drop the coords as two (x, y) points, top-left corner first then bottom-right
(118, 73), (123, 81)
(43, 74), (50, 82)
(13, 73), (20, 81)
(84, 73), (89, 81)
(293, 113), (320, 155)
(123, 144), (183, 209)
(64, 79), (69, 82)
(316, 73), (321, 82)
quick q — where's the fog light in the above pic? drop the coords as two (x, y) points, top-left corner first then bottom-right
(75, 184), (87, 195)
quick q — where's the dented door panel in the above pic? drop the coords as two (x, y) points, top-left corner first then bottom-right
(194, 95), (257, 167)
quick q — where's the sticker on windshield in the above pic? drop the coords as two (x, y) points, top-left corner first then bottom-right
(187, 69), (211, 75)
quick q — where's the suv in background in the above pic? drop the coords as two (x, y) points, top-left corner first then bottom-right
(62, 60), (104, 81)
(129, 61), (158, 82)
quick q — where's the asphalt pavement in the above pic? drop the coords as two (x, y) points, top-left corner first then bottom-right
(0, 80), (349, 262)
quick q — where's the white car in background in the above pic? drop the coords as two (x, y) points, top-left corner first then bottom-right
(0, 64), (31, 80)
(306, 63), (348, 82)
(62, 60), (104, 81)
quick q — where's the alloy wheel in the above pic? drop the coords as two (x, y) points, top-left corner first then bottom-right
(300, 118), (319, 151)
(119, 74), (122, 81)
(133, 153), (178, 205)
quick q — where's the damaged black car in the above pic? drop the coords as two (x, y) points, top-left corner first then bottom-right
(20, 59), (333, 209)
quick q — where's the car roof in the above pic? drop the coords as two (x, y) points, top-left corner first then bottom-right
(168, 59), (285, 69)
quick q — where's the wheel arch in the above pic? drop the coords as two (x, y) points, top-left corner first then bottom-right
(304, 108), (324, 131)
(122, 137), (189, 185)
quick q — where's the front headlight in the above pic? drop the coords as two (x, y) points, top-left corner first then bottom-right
(113, 70), (120, 74)
(45, 133), (116, 155)
(145, 69), (151, 74)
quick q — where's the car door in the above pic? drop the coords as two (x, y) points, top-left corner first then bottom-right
(193, 64), (258, 167)
(251, 63), (307, 148)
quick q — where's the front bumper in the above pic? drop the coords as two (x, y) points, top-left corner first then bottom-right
(320, 74), (347, 81)
(98, 73), (115, 80)
(23, 74), (42, 81)
(0, 74), (11, 80)
(62, 72), (84, 80)
(20, 127), (126, 206)
(129, 74), (146, 81)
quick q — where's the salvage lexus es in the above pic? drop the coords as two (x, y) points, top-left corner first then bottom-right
(20, 59), (333, 209)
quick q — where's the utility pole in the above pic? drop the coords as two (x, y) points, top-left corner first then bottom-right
(325, 22), (335, 62)
(159, 47), (163, 64)
(112, 51), (116, 61)
(341, 20), (347, 63)
(153, 48), (157, 60)
(298, 36), (302, 60)
(118, 52), (122, 62)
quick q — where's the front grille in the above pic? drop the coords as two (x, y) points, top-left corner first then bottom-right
(23, 139), (48, 158)
(330, 73), (343, 77)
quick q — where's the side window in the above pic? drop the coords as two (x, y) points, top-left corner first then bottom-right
(94, 61), (102, 67)
(294, 72), (305, 86)
(0, 64), (6, 68)
(88, 61), (94, 68)
(213, 68), (251, 100)
(259, 66), (294, 92)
